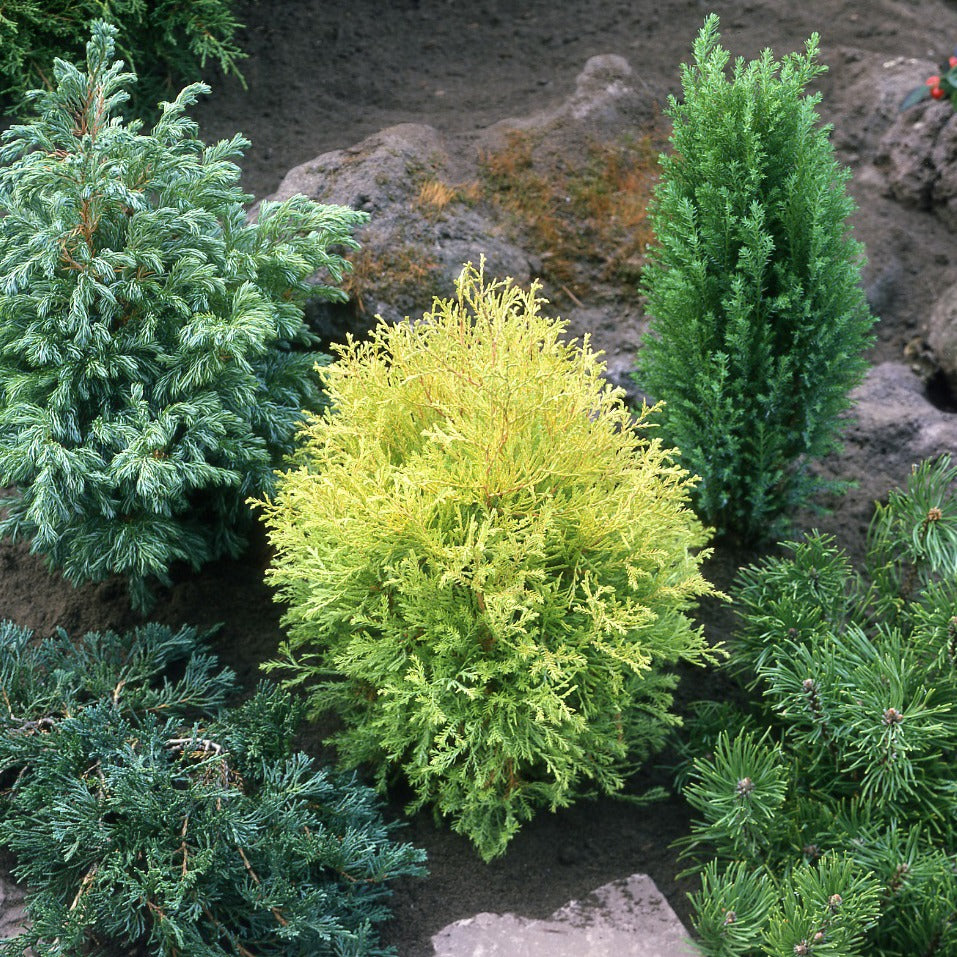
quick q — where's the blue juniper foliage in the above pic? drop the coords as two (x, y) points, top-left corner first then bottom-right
(0, 21), (367, 609)
(0, 620), (426, 957)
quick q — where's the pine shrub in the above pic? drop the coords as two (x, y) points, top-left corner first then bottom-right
(0, 0), (247, 119)
(674, 456), (957, 956)
(257, 263), (719, 860)
(0, 22), (367, 609)
(634, 15), (876, 544)
(0, 620), (426, 957)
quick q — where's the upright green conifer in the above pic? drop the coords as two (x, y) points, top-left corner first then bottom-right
(0, 22), (366, 608)
(635, 15), (876, 543)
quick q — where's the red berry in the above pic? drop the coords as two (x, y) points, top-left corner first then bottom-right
(927, 74), (942, 86)
(932, 86), (947, 99)
(949, 56), (957, 68)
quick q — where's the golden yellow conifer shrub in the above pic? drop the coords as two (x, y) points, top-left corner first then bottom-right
(257, 263), (718, 859)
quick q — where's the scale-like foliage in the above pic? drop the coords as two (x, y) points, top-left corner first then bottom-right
(634, 15), (876, 543)
(258, 262), (718, 860)
(0, 22), (367, 608)
(0, 620), (425, 957)
(676, 456), (957, 956)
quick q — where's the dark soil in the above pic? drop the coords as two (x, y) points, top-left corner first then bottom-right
(3, 1), (957, 954)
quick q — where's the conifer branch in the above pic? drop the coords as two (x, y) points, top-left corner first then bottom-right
(0, 620), (426, 955)
(0, 22), (367, 609)
(677, 456), (957, 955)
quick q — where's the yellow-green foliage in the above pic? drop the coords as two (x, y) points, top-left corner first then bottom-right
(258, 263), (717, 860)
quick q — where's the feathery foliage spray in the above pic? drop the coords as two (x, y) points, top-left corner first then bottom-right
(258, 263), (719, 860)
(0, 22), (366, 608)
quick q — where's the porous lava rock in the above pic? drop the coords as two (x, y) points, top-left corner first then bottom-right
(264, 54), (664, 397)
(873, 67), (957, 229)
(926, 281), (957, 399)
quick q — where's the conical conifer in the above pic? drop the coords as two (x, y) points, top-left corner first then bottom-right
(0, 22), (366, 607)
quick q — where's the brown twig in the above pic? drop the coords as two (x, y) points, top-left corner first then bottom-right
(236, 847), (289, 927)
(560, 283), (583, 307)
(202, 904), (258, 957)
(69, 863), (99, 912)
(179, 814), (190, 877)
(50, 864), (100, 950)
(165, 736), (225, 756)
(9, 716), (57, 735)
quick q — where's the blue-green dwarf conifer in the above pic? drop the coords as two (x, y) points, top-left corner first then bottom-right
(0, 22), (366, 607)
(0, 620), (425, 956)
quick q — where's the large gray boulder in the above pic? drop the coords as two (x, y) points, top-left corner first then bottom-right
(265, 54), (663, 396)
(803, 362), (957, 559)
(848, 362), (957, 466)
(266, 120), (534, 329)
(867, 54), (957, 231)
(926, 281), (957, 398)
(824, 49), (935, 166)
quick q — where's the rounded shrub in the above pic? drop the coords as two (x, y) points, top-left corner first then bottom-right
(258, 263), (718, 860)
(0, 22), (366, 608)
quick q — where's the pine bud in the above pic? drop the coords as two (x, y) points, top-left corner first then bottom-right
(882, 707), (903, 726)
